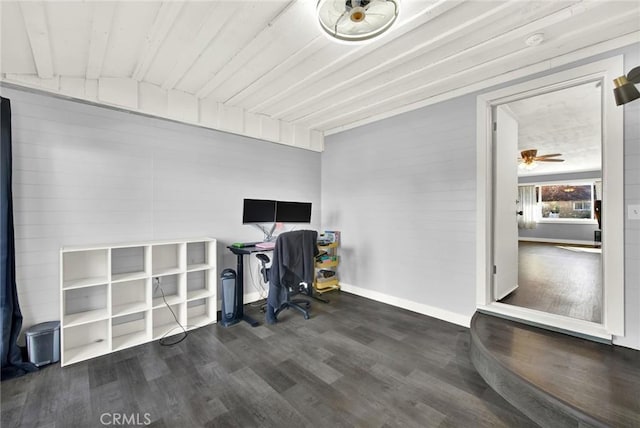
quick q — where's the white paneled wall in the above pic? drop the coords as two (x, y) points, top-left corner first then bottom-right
(323, 45), (640, 349)
(322, 95), (478, 323)
(621, 46), (640, 350)
(3, 87), (321, 328)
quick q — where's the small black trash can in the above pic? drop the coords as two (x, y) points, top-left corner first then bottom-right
(25, 321), (60, 367)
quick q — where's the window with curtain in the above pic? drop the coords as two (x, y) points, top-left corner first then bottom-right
(517, 185), (537, 229)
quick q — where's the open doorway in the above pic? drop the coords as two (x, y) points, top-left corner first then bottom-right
(496, 83), (603, 323)
(476, 57), (624, 341)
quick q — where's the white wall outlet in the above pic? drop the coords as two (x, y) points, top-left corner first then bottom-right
(629, 205), (640, 220)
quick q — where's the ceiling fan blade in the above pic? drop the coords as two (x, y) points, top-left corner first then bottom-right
(538, 159), (565, 162)
(534, 153), (562, 159)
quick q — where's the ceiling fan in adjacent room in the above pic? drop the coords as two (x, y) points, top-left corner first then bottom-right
(518, 149), (564, 170)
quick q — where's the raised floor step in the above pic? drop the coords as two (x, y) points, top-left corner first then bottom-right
(470, 312), (640, 428)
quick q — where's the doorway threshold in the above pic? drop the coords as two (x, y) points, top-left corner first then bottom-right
(477, 302), (611, 343)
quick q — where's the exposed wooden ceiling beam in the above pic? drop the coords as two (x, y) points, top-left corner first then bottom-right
(195, 0), (301, 99)
(18, 2), (54, 79)
(86, 2), (116, 80)
(160, 2), (238, 90)
(132, 1), (185, 82)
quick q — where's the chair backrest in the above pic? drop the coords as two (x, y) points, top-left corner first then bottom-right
(271, 230), (318, 291)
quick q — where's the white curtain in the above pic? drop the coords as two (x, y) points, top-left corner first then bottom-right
(518, 185), (537, 229)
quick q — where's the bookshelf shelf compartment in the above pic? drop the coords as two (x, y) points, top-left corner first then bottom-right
(112, 331), (148, 351)
(62, 320), (109, 366)
(112, 278), (149, 317)
(187, 241), (215, 272)
(63, 284), (108, 327)
(61, 238), (216, 366)
(112, 312), (149, 351)
(153, 304), (184, 339)
(152, 273), (183, 308)
(112, 271), (147, 283)
(63, 308), (109, 328)
(186, 269), (214, 302)
(187, 289), (213, 301)
(187, 263), (211, 272)
(62, 249), (108, 289)
(187, 299), (214, 329)
(112, 246), (148, 282)
(152, 244), (183, 276)
(64, 341), (110, 366)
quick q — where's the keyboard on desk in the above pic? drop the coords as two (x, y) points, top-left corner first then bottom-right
(255, 241), (275, 250)
(231, 242), (260, 248)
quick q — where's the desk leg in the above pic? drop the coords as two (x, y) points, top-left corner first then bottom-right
(235, 253), (259, 327)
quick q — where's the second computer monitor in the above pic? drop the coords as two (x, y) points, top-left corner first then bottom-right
(276, 201), (312, 223)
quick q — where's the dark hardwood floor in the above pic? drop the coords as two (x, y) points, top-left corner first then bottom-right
(1, 292), (536, 428)
(500, 241), (602, 322)
(471, 312), (640, 427)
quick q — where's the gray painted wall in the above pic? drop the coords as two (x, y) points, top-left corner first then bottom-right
(323, 43), (640, 349)
(518, 170), (601, 184)
(518, 170), (601, 242)
(322, 96), (477, 319)
(2, 87), (321, 328)
(518, 223), (598, 242)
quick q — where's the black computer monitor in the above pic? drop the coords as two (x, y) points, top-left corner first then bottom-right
(275, 201), (312, 223)
(242, 199), (276, 224)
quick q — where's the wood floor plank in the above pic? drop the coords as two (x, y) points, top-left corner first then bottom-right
(501, 242), (602, 322)
(471, 312), (640, 427)
(1, 292), (536, 427)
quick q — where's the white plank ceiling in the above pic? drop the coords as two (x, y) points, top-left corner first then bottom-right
(1, 0), (639, 151)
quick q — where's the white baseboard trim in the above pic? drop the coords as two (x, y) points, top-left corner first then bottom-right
(519, 237), (595, 246)
(339, 282), (472, 328)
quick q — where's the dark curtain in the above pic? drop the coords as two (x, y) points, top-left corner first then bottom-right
(1, 97), (37, 380)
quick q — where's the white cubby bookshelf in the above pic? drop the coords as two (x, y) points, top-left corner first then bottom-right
(60, 238), (217, 366)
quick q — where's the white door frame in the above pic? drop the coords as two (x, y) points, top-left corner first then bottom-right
(476, 56), (624, 340)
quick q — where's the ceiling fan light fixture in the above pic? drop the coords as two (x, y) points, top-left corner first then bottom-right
(519, 161), (538, 171)
(316, 0), (399, 43)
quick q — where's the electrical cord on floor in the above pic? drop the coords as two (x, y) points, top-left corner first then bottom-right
(155, 282), (188, 346)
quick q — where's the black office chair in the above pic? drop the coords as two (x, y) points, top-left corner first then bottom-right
(256, 230), (318, 323)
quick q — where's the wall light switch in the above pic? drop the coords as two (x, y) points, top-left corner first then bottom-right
(629, 205), (640, 220)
